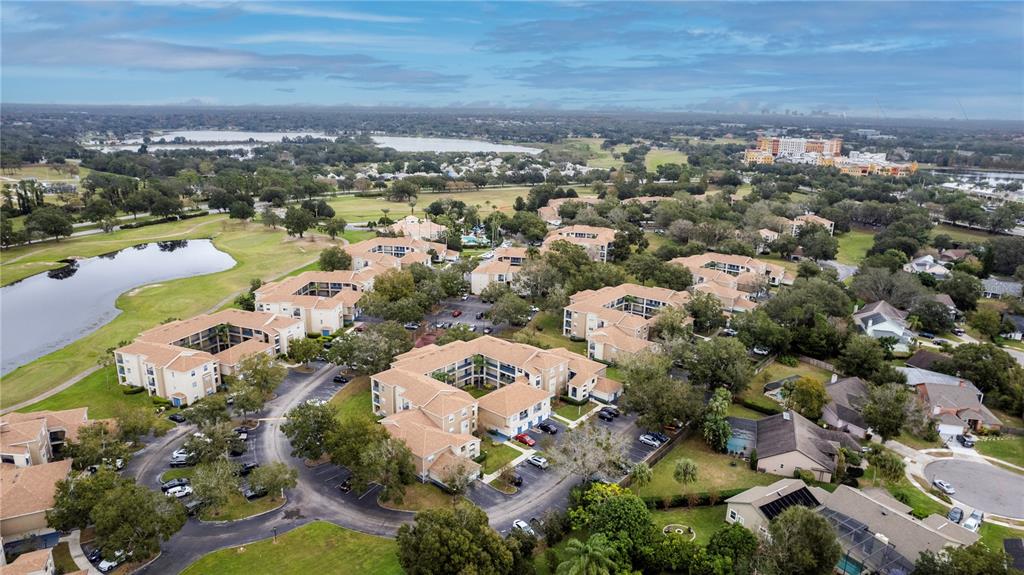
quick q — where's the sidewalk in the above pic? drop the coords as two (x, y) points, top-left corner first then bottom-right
(61, 530), (100, 575)
(480, 441), (533, 484)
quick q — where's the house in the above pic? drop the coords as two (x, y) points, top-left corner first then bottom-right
(670, 253), (793, 288)
(386, 215), (447, 241)
(537, 197), (602, 225)
(477, 382), (552, 437)
(929, 293), (959, 318)
(904, 349), (950, 371)
(542, 225), (617, 262)
(982, 277), (1022, 299)
(757, 228), (779, 253)
(790, 214), (835, 236)
(915, 381), (1002, 438)
(114, 309), (304, 406)
(345, 236), (456, 270)
(852, 300), (913, 352)
(470, 247), (529, 295)
(937, 249), (971, 264)
(0, 460), (73, 543)
(563, 284), (690, 363)
(254, 269), (382, 336)
(725, 478), (829, 536)
(1, 547), (67, 575)
(822, 376), (870, 439)
(728, 410), (861, 482)
(0, 408), (103, 467)
(1002, 313), (1024, 341)
(902, 255), (950, 279)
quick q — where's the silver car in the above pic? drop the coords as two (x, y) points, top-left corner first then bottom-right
(932, 479), (956, 495)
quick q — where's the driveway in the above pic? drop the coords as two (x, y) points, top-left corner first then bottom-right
(423, 295), (506, 336)
(923, 458), (1024, 519)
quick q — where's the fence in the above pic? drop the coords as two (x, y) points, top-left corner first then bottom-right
(618, 427), (691, 489)
(797, 355), (839, 373)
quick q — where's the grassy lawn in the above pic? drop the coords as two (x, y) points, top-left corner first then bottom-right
(481, 442), (522, 474)
(861, 477), (950, 519)
(975, 436), (1024, 467)
(758, 254), (801, 275)
(894, 431), (944, 451)
(991, 408), (1024, 429)
(645, 149), (689, 171)
(650, 505), (727, 546)
(979, 520), (1024, 550)
(727, 402), (768, 420)
(464, 386), (492, 399)
(605, 365), (625, 382)
(329, 376), (374, 423)
(52, 541), (79, 574)
(554, 400), (598, 421)
(754, 360), (833, 387)
(159, 467), (195, 482)
(180, 520), (401, 575)
(21, 366), (157, 419)
(326, 187), (533, 224)
(511, 312), (587, 355)
(3, 219), (324, 410)
(836, 229), (875, 266)
(566, 137), (624, 169)
(202, 491), (283, 522)
(931, 223), (1001, 245)
(732, 183), (753, 200)
(635, 436), (779, 499)
(383, 481), (456, 512)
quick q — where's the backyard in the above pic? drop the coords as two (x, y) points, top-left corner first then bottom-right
(179, 521), (401, 575)
(633, 436), (779, 499)
(650, 505), (728, 546)
(836, 229), (874, 266)
(510, 312), (588, 356)
(480, 439), (522, 475)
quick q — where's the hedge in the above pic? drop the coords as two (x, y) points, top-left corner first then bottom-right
(122, 386), (145, 395)
(736, 398), (783, 415)
(641, 488), (748, 510)
(558, 395), (590, 407)
(118, 210), (209, 230)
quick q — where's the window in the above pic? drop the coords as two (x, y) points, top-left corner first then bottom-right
(448, 415), (454, 423)
(728, 510), (737, 521)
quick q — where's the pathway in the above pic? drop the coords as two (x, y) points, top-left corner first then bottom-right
(61, 530), (100, 575)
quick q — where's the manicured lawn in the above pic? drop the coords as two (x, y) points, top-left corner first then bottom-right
(863, 477), (949, 519)
(605, 365), (625, 382)
(159, 467), (194, 482)
(52, 541), (80, 574)
(202, 491), (283, 522)
(645, 149), (689, 171)
(330, 376), (374, 423)
(326, 187), (534, 224)
(732, 183), (753, 200)
(464, 386), (492, 399)
(931, 223), (1000, 244)
(383, 481), (456, 512)
(975, 436), (1024, 468)
(758, 254), (801, 274)
(727, 402), (768, 420)
(894, 431), (944, 451)
(836, 229), (875, 266)
(481, 443), (522, 474)
(21, 366), (160, 419)
(754, 360), (833, 387)
(554, 400), (598, 421)
(635, 436), (779, 499)
(567, 137), (624, 169)
(180, 520), (401, 575)
(3, 218), (323, 410)
(979, 520), (1024, 551)
(511, 312), (587, 355)
(650, 505), (728, 546)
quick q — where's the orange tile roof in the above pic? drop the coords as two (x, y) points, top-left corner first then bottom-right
(380, 409), (477, 459)
(213, 338), (275, 367)
(2, 548), (52, 575)
(477, 383), (552, 418)
(0, 460), (72, 519)
(2, 408), (91, 443)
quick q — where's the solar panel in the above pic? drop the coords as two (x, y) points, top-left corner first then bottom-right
(758, 487), (821, 521)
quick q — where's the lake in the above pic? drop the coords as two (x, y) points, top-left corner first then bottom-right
(125, 130), (331, 143)
(372, 136), (542, 154)
(1, 240), (235, 375)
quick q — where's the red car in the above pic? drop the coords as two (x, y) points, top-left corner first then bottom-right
(451, 310), (463, 317)
(514, 433), (536, 447)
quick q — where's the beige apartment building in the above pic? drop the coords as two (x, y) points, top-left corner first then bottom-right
(0, 408), (101, 467)
(542, 225), (617, 262)
(255, 269), (381, 336)
(537, 197), (603, 225)
(114, 309), (304, 407)
(469, 247), (529, 295)
(672, 253), (792, 313)
(345, 236), (456, 270)
(0, 459), (73, 544)
(477, 383), (553, 437)
(563, 284), (690, 363)
(386, 215), (448, 241)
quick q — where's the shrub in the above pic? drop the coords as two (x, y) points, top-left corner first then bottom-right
(840, 477), (860, 488)
(749, 448), (758, 471)
(558, 395), (590, 407)
(151, 396), (173, 407)
(641, 488), (748, 510)
(777, 355), (799, 367)
(794, 469), (815, 483)
(737, 398), (783, 415)
(122, 386), (145, 395)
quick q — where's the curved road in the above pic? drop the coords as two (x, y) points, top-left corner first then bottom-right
(923, 458), (1024, 519)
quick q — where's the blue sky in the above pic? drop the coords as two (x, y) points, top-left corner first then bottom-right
(2, 1), (1022, 120)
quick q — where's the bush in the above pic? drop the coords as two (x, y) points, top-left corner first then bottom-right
(794, 469), (815, 483)
(749, 448), (758, 471)
(641, 487), (748, 510)
(737, 398), (783, 415)
(122, 385), (145, 395)
(776, 355), (799, 367)
(840, 477), (860, 488)
(472, 453), (487, 464)
(151, 396), (173, 407)
(558, 395), (590, 407)
(847, 467), (864, 478)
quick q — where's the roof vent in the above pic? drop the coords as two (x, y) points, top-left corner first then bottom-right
(783, 412), (792, 421)
(874, 533), (890, 546)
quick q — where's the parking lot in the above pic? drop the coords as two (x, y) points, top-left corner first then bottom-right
(421, 295), (507, 336)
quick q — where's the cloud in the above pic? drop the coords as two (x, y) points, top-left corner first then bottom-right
(230, 31), (465, 53)
(274, 87), (296, 93)
(232, 3), (420, 24)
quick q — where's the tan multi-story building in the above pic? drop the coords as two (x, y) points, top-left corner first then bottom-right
(537, 197), (602, 225)
(746, 138), (916, 176)
(114, 309), (304, 407)
(1, 408), (101, 467)
(785, 214), (835, 236)
(0, 459), (73, 544)
(255, 269), (381, 336)
(386, 215), (448, 241)
(477, 383), (553, 438)
(470, 247), (529, 295)
(756, 136), (843, 157)
(672, 253), (793, 313)
(345, 236), (455, 270)
(563, 284), (690, 363)
(542, 225), (617, 262)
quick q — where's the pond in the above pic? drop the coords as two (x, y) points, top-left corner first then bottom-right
(1, 240), (235, 375)
(371, 136), (542, 155)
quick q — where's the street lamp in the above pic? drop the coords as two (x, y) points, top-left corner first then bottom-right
(273, 526), (278, 544)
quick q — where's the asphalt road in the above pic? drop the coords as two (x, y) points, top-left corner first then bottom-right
(422, 295), (507, 336)
(924, 458), (1024, 519)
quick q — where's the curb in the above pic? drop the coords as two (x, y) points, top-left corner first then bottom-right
(197, 498), (287, 525)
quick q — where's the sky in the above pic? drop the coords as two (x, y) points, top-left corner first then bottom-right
(2, 1), (1022, 120)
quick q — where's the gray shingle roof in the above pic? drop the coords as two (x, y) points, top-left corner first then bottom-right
(982, 277), (1022, 297)
(825, 376), (869, 430)
(744, 410), (861, 472)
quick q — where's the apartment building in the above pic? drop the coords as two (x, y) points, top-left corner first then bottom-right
(756, 137), (843, 157)
(255, 269), (381, 336)
(345, 236), (456, 270)
(1, 459), (73, 544)
(745, 138), (916, 176)
(563, 284), (690, 362)
(477, 383), (553, 437)
(785, 214), (835, 236)
(386, 215), (448, 241)
(470, 247), (529, 295)
(672, 253), (792, 288)
(542, 225), (617, 262)
(114, 309), (304, 406)
(0, 408), (101, 467)
(537, 197), (602, 225)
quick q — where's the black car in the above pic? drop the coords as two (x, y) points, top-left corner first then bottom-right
(475, 312), (485, 320)
(184, 500), (205, 516)
(597, 411), (615, 422)
(647, 431), (670, 443)
(238, 462), (259, 476)
(161, 478), (191, 492)
(955, 434), (975, 448)
(332, 374), (350, 384)
(168, 413), (186, 423)
(947, 507), (964, 524)
(599, 406), (620, 417)
(509, 473), (523, 487)
(87, 549), (102, 563)
(338, 479), (352, 493)
(537, 422), (559, 434)
(244, 486), (268, 500)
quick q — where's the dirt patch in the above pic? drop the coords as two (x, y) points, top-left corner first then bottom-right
(127, 283), (163, 296)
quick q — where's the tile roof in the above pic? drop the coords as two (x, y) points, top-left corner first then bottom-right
(254, 269), (379, 308)
(213, 338), (275, 367)
(0, 460), (72, 519)
(116, 341), (216, 371)
(380, 409), (476, 459)
(542, 225), (617, 247)
(136, 309), (300, 345)
(2, 548), (52, 575)
(387, 215), (447, 239)
(2, 408), (92, 443)
(477, 383), (552, 418)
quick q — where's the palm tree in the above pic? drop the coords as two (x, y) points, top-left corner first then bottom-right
(557, 534), (616, 575)
(408, 199), (417, 215)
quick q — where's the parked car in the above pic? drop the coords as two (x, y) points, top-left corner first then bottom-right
(171, 448), (191, 459)
(947, 507), (964, 524)
(639, 434), (662, 448)
(166, 485), (193, 498)
(918, 332), (935, 339)
(647, 431), (670, 444)
(238, 462), (260, 476)
(451, 310), (463, 317)
(461, 294), (470, 301)
(952, 327), (966, 336)
(168, 413), (186, 423)
(229, 444), (247, 457)
(244, 486), (269, 500)
(600, 406), (620, 417)
(338, 479), (352, 493)
(955, 434), (975, 448)
(529, 306), (540, 313)
(527, 455), (549, 469)
(87, 548), (102, 563)
(184, 499), (205, 516)
(932, 479), (956, 495)
(721, 328), (738, 337)
(333, 374), (350, 384)
(233, 426), (251, 435)
(963, 510), (983, 532)
(403, 322), (420, 330)
(512, 519), (536, 536)
(752, 345), (770, 356)
(597, 411), (615, 422)
(235, 431), (248, 441)
(475, 312), (485, 320)
(483, 327), (492, 335)
(97, 551), (125, 573)
(509, 473), (523, 487)
(169, 456), (191, 468)
(514, 433), (536, 447)
(161, 478), (191, 492)
(537, 422), (558, 434)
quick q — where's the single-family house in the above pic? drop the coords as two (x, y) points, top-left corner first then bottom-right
(905, 349), (950, 371)
(728, 410), (861, 482)
(982, 277), (1023, 299)
(902, 255), (950, 279)
(822, 376), (870, 439)
(937, 249), (971, 264)
(1002, 313), (1024, 341)
(725, 478), (829, 536)
(928, 293), (959, 319)
(915, 381), (1002, 438)
(852, 300), (913, 352)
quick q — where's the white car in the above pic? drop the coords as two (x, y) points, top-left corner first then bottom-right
(171, 448), (191, 459)
(97, 551), (125, 573)
(306, 398), (327, 407)
(639, 434), (662, 448)
(962, 511), (983, 532)
(752, 346), (771, 356)
(932, 479), (956, 495)
(527, 455), (549, 469)
(166, 485), (193, 498)
(512, 519), (535, 536)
